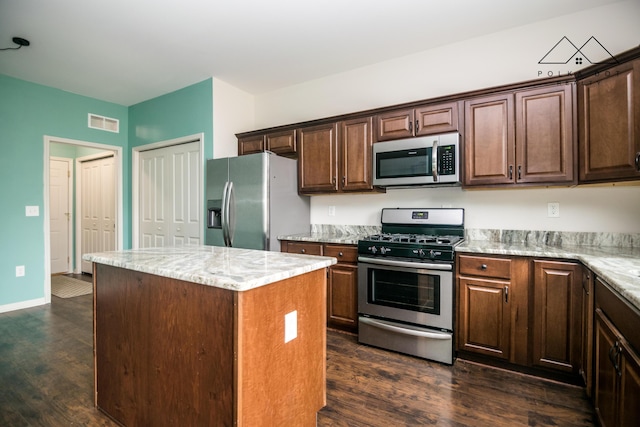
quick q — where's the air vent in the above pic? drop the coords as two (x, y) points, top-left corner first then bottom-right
(88, 113), (119, 133)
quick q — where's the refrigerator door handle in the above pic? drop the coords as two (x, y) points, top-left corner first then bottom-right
(221, 181), (230, 247)
(226, 181), (235, 246)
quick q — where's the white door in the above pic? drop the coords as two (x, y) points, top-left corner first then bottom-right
(80, 155), (115, 273)
(50, 158), (72, 274)
(139, 141), (201, 248)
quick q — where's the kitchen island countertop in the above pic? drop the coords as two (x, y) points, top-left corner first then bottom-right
(83, 244), (336, 292)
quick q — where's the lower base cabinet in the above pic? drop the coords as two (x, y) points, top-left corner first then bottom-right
(281, 241), (358, 333)
(594, 279), (640, 427)
(457, 254), (583, 379)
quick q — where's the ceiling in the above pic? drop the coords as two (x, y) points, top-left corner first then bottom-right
(0, 0), (623, 106)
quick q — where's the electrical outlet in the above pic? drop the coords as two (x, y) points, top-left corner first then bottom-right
(16, 265), (25, 277)
(547, 202), (560, 218)
(284, 310), (297, 343)
(25, 206), (39, 217)
(328, 206), (336, 217)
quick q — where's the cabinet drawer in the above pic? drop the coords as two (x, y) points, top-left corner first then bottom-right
(458, 254), (511, 279)
(284, 242), (323, 256)
(324, 245), (357, 264)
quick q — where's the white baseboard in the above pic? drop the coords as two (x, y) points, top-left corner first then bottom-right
(0, 298), (47, 314)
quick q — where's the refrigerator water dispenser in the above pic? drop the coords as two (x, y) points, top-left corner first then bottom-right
(207, 199), (222, 228)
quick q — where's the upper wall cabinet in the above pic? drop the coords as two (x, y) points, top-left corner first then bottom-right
(578, 58), (640, 183)
(464, 83), (575, 187)
(375, 102), (460, 142)
(298, 117), (379, 194)
(238, 129), (297, 157)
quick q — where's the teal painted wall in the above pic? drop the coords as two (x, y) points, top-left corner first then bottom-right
(0, 75), (213, 310)
(0, 74), (128, 307)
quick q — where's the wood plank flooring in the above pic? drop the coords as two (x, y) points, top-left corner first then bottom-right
(0, 276), (595, 426)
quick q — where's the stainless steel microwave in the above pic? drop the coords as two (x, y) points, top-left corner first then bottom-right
(372, 133), (460, 187)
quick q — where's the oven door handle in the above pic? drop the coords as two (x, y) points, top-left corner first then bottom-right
(358, 256), (452, 271)
(360, 317), (451, 340)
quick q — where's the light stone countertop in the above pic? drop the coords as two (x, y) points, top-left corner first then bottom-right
(83, 245), (336, 292)
(279, 229), (640, 313)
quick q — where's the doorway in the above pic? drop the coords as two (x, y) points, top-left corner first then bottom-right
(43, 136), (123, 304)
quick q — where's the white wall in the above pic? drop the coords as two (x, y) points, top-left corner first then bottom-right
(241, 1), (640, 234)
(212, 77), (255, 159)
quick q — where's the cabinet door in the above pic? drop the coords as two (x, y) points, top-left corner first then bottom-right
(464, 93), (515, 186)
(327, 264), (358, 332)
(266, 129), (296, 156)
(298, 123), (339, 193)
(594, 309), (620, 427)
(340, 117), (374, 191)
(457, 276), (511, 360)
(532, 260), (582, 373)
(515, 85), (575, 184)
(375, 108), (415, 141)
(619, 340), (640, 427)
(578, 59), (640, 182)
(415, 102), (460, 136)
(238, 135), (265, 156)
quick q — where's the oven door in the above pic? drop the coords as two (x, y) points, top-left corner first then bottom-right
(358, 256), (453, 331)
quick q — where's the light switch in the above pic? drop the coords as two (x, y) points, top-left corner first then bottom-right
(26, 206), (39, 217)
(284, 310), (297, 343)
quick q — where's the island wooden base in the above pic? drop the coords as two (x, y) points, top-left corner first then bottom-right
(93, 264), (326, 426)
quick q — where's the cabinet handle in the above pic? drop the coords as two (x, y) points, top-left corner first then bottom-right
(409, 121), (413, 133)
(609, 341), (622, 377)
(342, 176), (346, 186)
(635, 152), (640, 171)
(509, 165), (513, 180)
(517, 165), (522, 180)
(505, 285), (509, 303)
(481, 264), (487, 270)
(415, 119), (419, 133)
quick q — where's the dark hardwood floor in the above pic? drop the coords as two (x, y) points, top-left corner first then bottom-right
(0, 278), (595, 426)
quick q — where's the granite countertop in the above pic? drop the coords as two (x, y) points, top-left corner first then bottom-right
(279, 228), (640, 312)
(83, 245), (336, 292)
(457, 241), (640, 311)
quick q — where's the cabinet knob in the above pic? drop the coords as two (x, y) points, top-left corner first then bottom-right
(301, 249), (306, 254)
(338, 252), (343, 257)
(635, 152), (640, 171)
(481, 264), (487, 270)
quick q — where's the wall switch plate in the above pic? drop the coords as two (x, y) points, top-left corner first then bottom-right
(547, 202), (560, 218)
(25, 206), (39, 217)
(16, 266), (25, 277)
(284, 310), (297, 343)
(328, 206), (336, 217)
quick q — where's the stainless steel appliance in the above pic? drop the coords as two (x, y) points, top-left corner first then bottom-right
(205, 152), (310, 251)
(358, 208), (464, 364)
(372, 133), (460, 187)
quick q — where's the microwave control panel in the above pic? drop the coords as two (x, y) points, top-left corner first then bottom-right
(438, 145), (456, 175)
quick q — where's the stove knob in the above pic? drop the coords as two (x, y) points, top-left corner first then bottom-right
(380, 246), (388, 255)
(369, 246), (377, 254)
(417, 249), (425, 257)
(429, 250), (436, 259)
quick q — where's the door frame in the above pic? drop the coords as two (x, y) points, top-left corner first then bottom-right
(43, 136), (123, 304)
(75, 152), (116, 274)
(49, 156), (74, 274)
(131, 133), (204, 249)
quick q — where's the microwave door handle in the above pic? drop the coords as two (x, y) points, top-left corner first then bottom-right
(432, 140), (438, 182)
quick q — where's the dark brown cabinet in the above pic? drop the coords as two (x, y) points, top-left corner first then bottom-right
(298, 118), (378, 194)
(457, 254), (517, 361)
(281, 241), (358, 333)
(376, 102), (460, 141)
(324, 244), (358, 332)
(531, 260), (582, 374)
(464, 84), (575, 187)
(578, 58), (640, 183)
(594, 278), (640, 427)
(238, 129), (297, 157)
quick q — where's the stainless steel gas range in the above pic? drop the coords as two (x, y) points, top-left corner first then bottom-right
(357, 208), (464, 364)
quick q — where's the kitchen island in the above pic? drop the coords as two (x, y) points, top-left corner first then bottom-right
(83, 245), (336, 427)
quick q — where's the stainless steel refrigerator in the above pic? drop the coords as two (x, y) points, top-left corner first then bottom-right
(205, 152), (310, 251)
